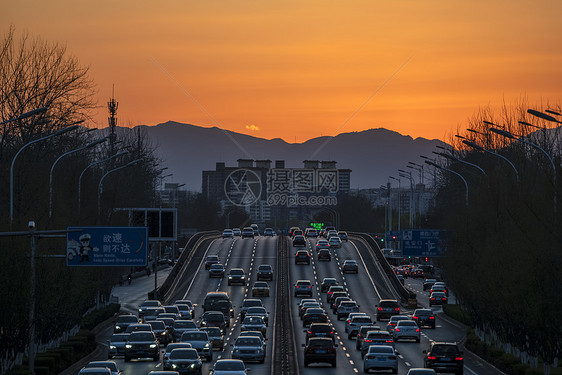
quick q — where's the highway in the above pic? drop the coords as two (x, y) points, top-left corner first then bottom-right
(89, 234), (503, 375)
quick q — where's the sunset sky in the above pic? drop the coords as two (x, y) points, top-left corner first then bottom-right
(3, 1), (562, 143)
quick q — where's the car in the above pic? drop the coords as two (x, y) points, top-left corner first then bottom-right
(330, 293), (350, 311)
(175, 300), (196, 319)
(113, 314), (138, 333)
(328, 236), (342, 248)
(232, 228), (241, 236)
(423, 279), (437, 291)
(302, 308), (328, 327)
(124, 331), (160, 362)
(209, 264), (225, 278)
(209, 359), (249, 375)
(386, 315), (410, 333)
(292, 229), (304, 238)
(84, 361), (122, 375)
(158, 313), (179, 322)
(251, 281), (270, 297)
(326, 285), (346, 303)
(393, 320), (421, 342)
(338, 231), (348, 241)
(412, 309), (436, 328)
(303, 337), (337, 367)
(205, 255), (220, 270)
(288, 227), (301, 236)
(294, 279), (313, 297)
(360, 330), (395, 357)
(201, 327), (224, 350)
(164, 348), (202, 375)
(199, 311), (229, 333)
(240, 316), (267, 334)
(397, 274), (405, 285)
(163, 343), (193, 369)
(412, 268), (424, 278)
(227, 268), (246, 286)
(176, 304), (193, 320)
(180, 331), (213, 362)
(429, 291), (448, 306)
(342, 259), (358, 273)
(222, 229), (234, 238)
(263, 228), (275, 236)
(245, 306), (269, 326)
(168, 320), (199, 342)
(147, 320), (170, 346)
(231, 335), (265, 363)
(250, 224), (259, 236)
(406, 369), (437, 375)
(316, 240), (331, 252)
(363, 345), (398, 374)
(423, 342), (464, 375)
(432, 282), (449, 295)
(240, 298), (264, 320)
(256, 264), (273, 281)
(326, 229), (338, 239)
(320, 277), (338, 292)
(124, 323), (152, 334)
(299, 301), (321, 319)
(318, 228), (326, 238)
(241, 227), (254, 238)
(163, 305), (182, 319)
(376, 299), (400, 321)
(78, 369), (112, 375)
(107, 333), (129, 358)
(138, 300), (163, 319)
(355, 326), (380, 350)
(345, 314), (373, 339)
(305, 229), (318, 237)
(203, 292), (233, 317)
(304, 322), (335, 343)
(317, 249), (331, 261)
(292, 235), (306, 247)
(295, 250), (310, 264)
(238, 330), (267, 351)
(336, 300), (360, 320)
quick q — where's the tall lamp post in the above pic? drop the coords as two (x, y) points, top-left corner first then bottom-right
(398, 169), (414, 228)
(78, 151), (128, 215)
(425, 160), (469, 207)
(10, 124), (79, 223)
(49, 138), (107, 218)
(432, 150), (488, 177)
(98, 159), (143, 216)
(461, 139), (519, 182)
(389, 176), (401, 232)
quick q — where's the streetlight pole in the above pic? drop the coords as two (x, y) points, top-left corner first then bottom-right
(389, 176), (401, 232)
(49, 138), (107, 218)
(98, 159), (143, 216)
(398, 169), (414, 228)
(432, 151), (488, 177)
(425, 160), (469, 207)
(78, 151), (128, 215)
(10, 124), (79, 224)
(461, 139), (519, 182)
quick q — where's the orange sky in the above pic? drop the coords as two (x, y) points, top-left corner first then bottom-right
(3, 1), (562, 142)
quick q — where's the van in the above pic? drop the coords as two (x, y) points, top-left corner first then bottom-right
(203, 292), (234, 317)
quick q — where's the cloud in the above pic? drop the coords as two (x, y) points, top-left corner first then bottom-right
(245, 125), (260, 131)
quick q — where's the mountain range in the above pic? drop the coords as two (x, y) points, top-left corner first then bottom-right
(120, 121), (447, 191)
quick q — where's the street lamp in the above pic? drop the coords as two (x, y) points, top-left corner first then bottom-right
(432, 151), (488, 177)
(98, 159), (143, 216)
(0, 107), (48, 125)
(398, 169), (414, 228)
(462, 139), (519, 182)
(425, 160), (469, 207)
(78, 151), (128, 214)
(10, 124), (79, 223)
(389, 176), (401, 232)
(527, 109), (562, 123)
(49, 138), (107, 218)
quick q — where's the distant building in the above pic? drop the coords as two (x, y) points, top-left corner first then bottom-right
(202, 159), (351, 226)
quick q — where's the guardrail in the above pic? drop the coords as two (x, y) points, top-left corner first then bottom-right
(156, 230), (221, 302)
(272, 235), (300, 375)
(348, 232), (412, 303)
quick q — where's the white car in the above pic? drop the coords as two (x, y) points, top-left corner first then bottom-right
(363, 345), (398, 374)
(84, 361), (121, 375)
(210, 359), (249, 374)
(328, 236), (342, 248)
(393, 320), (421, 342)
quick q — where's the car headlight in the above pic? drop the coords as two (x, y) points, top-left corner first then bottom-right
(233, 349), (239, 353)
(190, 363), (197, 368)
(228, 276), (233, 279)
(109, 345), (116, 349)
(125, 344), (132, 348)
(172, 364), (178, 369)
(150, 343), (157, 348)
(115, 325), (121, 330)
(162, 331), (167, 335)
(204, 343), (210, 349)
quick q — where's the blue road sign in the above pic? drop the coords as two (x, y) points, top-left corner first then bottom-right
(401, 229), (444, 257)
(66, 226), (148, 267)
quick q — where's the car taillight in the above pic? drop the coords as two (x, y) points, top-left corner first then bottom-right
(364, 339), (372, 342)
(455, 357), (463, 361)
(427, 356), (436, 360)
(430, 298), (435, 300)
(330, 331), (334, 334)
(365, 355), (375, 360)
(394, 308), (399, 311)
(308, 331), (311, 334)
(377, 307), (382, 311)
(429, 316), (435, 319)
(395, 328), (400, 332)
(413, 315), (418, 319)
(307, 286), (311, 288)
(415, 328), (420, 332)
(388, 356), (396, 360)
